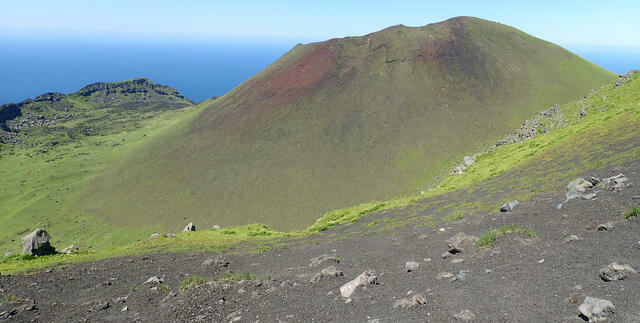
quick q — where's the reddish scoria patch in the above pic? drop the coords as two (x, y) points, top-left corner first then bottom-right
(201, 40), (340, 134)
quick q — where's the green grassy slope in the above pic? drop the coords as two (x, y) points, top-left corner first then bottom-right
(0, 79), (197, 253)
(81, 17), (615, 233)
(2, 71), (637, 274)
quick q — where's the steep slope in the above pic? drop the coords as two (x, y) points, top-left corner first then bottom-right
(81, 17), (615, 233)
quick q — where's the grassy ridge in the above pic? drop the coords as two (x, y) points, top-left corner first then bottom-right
(2, 71), (637, 274)
(80, 17), (615, 234)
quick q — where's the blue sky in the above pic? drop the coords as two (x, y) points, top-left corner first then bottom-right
(1, 0), (640, 47)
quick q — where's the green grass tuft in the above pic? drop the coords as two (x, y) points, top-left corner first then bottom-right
(179, 276), (208, 291)
(623, 206), (640, 219)
(475, 225), (537, 249)
(217, 272), (257, 282)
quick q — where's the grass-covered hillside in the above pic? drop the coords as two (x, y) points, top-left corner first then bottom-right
(83, 17), (615, 234)
(0, 79), (196, 253)
(1, 70), (637, 274)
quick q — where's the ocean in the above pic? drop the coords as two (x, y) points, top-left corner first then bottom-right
(0, 36), (638, 104)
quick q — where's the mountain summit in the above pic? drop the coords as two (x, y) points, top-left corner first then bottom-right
(82, 17), (614, 231)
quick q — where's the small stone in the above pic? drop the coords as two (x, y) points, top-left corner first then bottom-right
(405, 261), (420, 272)
(436, 272), (454, 280)
(453, 309), (476, 321)
(565, 293), (581, 304)
(150, 232), (161, 239)
(212, 225), (221, 230)
(320, 266), (344, 277)
(446, 232), (478, 253)
(597, 221), (616, 231)
(578, 297), (614, 322)
(392, 293), (427, 308)
(564, 235), (580, 242)
(60, 245), (79, 254)
(423, 258), (432, 262)
(451, 271), (467, 282)
(442, 251), (452, 259)
(144, 276), (163, 285)
(121, 306), (128, 312)
(4, 252), (14, 257)
(631, 195), (640, 200)
(600, 262), (636, 281)
(451, 258), (464, 264)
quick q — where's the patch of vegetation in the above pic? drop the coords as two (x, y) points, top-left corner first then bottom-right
(1, 295), (22, 304)
(216, 272), (257, 282)
(159, 284), (170, 292)
(475, 225), (537, 249)
(179, 276), (208, 291)
(623, 206), (640, 219)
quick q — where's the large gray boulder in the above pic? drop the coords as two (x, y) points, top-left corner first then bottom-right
(566, 178), (593, 200)
(500, 200), (520, 212)
(578, 297), (614, 321)
(21, 228), (56, 256)
(183, 222), (196, 232)
(339, 271), (377, 298)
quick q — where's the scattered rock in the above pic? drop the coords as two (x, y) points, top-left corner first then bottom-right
(60, 245), (79, 254)
(582, 191), (600, 200)
(21, 228), (56, 256)
(339, 271), (378, 298)
(564, 235), (580, 243)
(441, 251), (452, 259)
(451, 258), (465, 264)
(597, 221), (616, 231)
(150, 232), (161, 239)
(436, 272), (454, 280)
(565, 293), (581, 304)
(165, 233), (176, 238)
(405, 261), (420, 272)
(578, 297), (614, 322)
(392, 293), (427, 308)
(202, 254), (230, 267)
(500, 200), (520, 212)
(453, 309), (476, 321)
(212, 225), (221, 230)
(312, 266), (344, 282)
(143, 276), (163, 285)
(451, 271), (468, 283)
(566, 178), (593, 200)
(309, 254), (339, 267)
(446, 232), (478, 253)
(599, 262), (636, 281)
(183, 223), (196, 232)
(121, 306), (128, 312)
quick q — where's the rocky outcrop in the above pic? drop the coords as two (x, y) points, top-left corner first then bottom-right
(578, 297), (614, 322)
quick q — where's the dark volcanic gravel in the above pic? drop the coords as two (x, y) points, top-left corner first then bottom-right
(1, 164), (640, 322)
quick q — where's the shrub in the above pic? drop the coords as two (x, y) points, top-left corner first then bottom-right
(475, 225), (537, 249)
(179, 276), (208, 291)
(623, 206), (640, 219)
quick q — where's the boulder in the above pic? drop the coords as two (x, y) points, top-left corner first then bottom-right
(339, 271), (377, 298)
(21, 228), (56, 256)
(60, 245), (79, 254)
(183, 223), (196, 232)
(405, 261), (420, 272)
(599, 262), (636, 282)
(393, 293), (427, 308)
(578, 297), (614, 322)
(446, 232), (478, 253)
(500, 200), (520, 212)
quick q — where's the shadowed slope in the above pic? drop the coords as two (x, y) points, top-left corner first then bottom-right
(82, 17), (615, 232)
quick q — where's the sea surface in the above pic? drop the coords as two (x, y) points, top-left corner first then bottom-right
(0, 35), (295, 104)
(0, 36), (638, 104)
